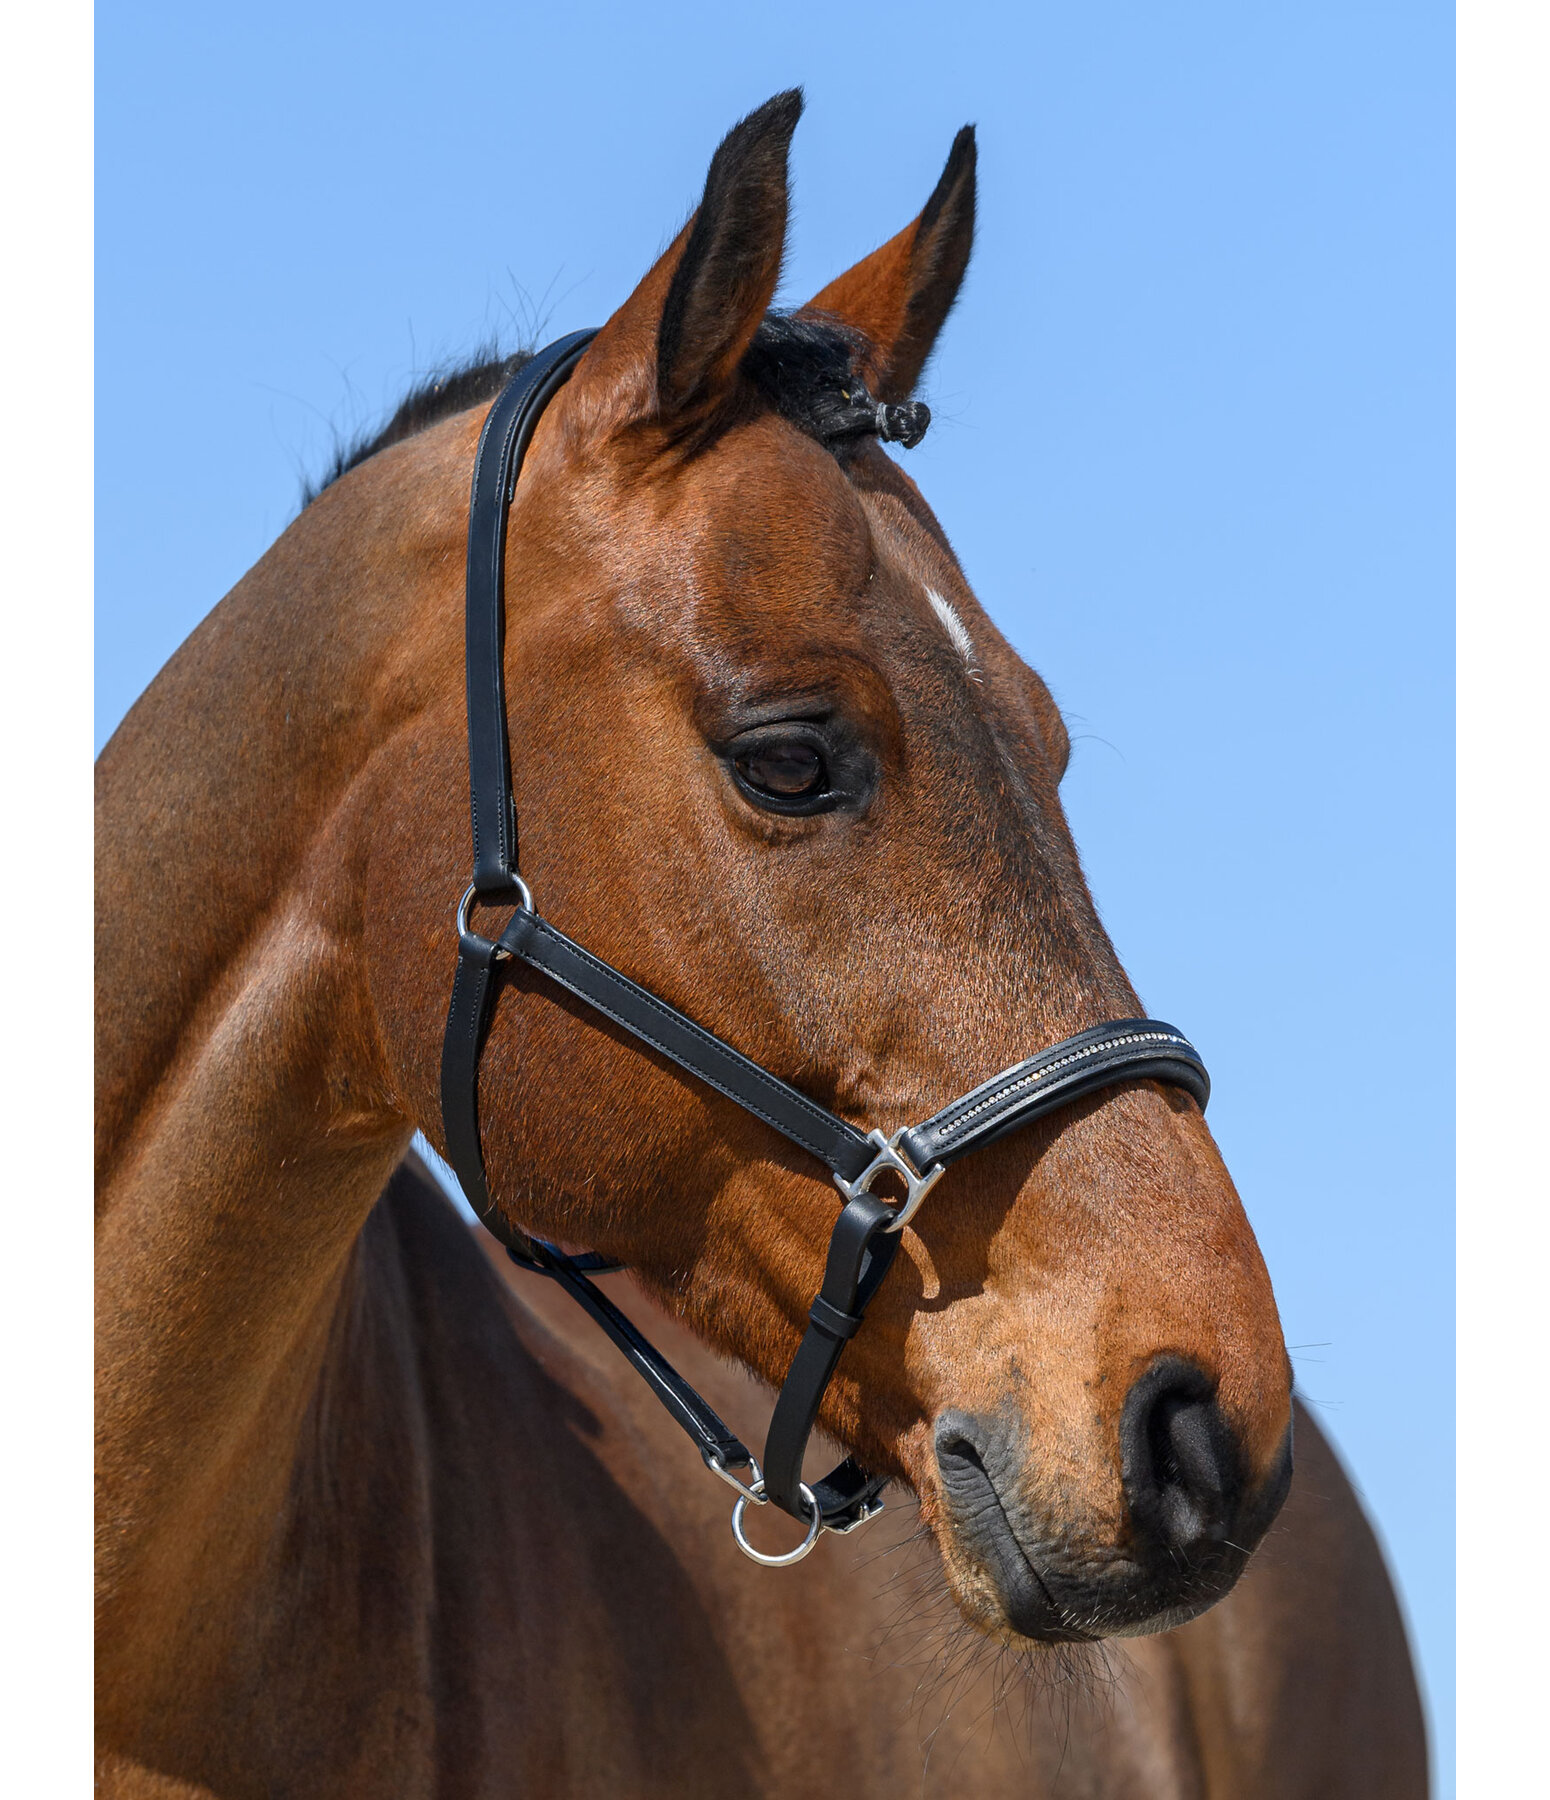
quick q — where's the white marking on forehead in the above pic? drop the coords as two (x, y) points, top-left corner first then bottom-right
(925, 586), (980, 675)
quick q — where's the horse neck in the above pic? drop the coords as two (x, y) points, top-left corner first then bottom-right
(94, 425), (473, 1655)
(96, 420), (475, 1176)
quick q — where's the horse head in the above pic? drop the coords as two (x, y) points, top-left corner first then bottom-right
(343, 91), (1292, 1644)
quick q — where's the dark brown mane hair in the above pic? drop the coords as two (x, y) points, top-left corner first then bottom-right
(300, 343), (535, 506)
(302, 312), (874, 508)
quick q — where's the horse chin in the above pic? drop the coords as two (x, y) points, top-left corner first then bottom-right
(1101, 1594), (1231, 1639)
(934, 1531), (1249, 1646)
(928, 1534), (1083, 1645)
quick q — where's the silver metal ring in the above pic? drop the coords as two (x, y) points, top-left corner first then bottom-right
(730, 1480), (824, 1567)
(456, 876), (534, 940)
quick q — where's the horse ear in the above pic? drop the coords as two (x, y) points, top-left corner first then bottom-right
(803, 126), (976, 403)
(568, 91), (801, 433)
(656, 90), (800, 414)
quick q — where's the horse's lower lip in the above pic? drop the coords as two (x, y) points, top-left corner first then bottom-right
(940, 1480), (1096, 1642)
(945, 1516), (1239, 1644)
(927, 1483), (1087, 1639)
(992, 1553), (1097, 1643)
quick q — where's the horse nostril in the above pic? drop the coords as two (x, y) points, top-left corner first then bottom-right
(937, 1431), (988, 1479)
(933, 1416), (1004, 1524)
(1121, 1358), (1243, 1555)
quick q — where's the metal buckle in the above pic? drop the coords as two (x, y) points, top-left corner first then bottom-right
(832, 1128), (945, 1233)
(824, 1495), (886, 1535)
(456, 877), (534, 957)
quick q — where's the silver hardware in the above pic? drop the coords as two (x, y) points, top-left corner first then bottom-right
(456, 876), (534, 948)
(730, 1479), (824, 1566)
(823, 1494), (886, 1535)
(704, 1451), (765, 1505)
(833, 1128), (945, 1233)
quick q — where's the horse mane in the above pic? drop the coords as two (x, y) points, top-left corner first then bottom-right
(301, 344), (536, 506)
(301, 312), (874, 508)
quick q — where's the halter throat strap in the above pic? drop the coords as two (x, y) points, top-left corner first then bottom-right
(438, 334), (1211, 1555)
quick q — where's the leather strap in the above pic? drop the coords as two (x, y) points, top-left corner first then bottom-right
(522, 1245), (756, 1474)
(439, 920), (542, 1257)
(496, 908), (876, 1182)
(465, 329), (597, 893)
(761, 1194), (900, 1524)
(441, 331), (598, 1256)
(897, 1020), (1208, 1173)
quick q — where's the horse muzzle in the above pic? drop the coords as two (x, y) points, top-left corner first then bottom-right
(931, 1363), (1294, 1642)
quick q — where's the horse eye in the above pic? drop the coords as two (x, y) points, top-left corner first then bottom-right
(735, 738), (827, 799)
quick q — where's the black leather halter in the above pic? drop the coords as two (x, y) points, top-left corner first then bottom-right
(439, 331), (1210, 1563)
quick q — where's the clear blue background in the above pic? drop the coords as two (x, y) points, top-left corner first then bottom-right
(97, 3), (1453, 1785)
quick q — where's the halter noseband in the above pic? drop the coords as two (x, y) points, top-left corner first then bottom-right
(439, 331), (1210, 1564)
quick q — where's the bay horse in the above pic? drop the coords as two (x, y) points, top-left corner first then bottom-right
(95, 92), (1426, 1796)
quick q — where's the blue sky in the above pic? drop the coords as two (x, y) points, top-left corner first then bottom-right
(97, 2), (1453, 1783)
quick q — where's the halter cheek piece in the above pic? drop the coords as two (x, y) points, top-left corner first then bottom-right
(440, 331), (1210, 1564)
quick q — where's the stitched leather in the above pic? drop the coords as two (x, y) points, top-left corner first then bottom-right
(442, 333), (597, 1251)
(497, 908), (877, 1182)
(897, 1020), (1209, 1173)
(465, 331), (598, 892)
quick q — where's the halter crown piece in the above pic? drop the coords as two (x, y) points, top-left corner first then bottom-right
(439, 332), (1211, 1564)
